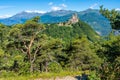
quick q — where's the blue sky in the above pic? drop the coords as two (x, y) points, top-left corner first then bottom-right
(0, 0), (120, 18)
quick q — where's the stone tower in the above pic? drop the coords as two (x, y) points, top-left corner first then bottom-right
(68, 13), (79, 24)
(58, 13), (79, 26)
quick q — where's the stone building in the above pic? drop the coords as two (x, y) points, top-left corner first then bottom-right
(68, 13), (79, 24)
(58, 13), (79, 26)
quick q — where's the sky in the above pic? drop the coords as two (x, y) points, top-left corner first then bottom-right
(0, 0), (120, 18)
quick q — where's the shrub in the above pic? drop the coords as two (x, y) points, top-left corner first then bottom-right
(48, 61), (62, 73)
(0, 70), (17, 78)
(88, 71), (101, 80)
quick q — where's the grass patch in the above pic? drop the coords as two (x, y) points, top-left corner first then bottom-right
(0, 70), (90, 80)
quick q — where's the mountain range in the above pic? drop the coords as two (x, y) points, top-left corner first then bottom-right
(0, 9), (111, 36)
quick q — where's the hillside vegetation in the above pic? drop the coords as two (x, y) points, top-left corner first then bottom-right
(0, 8), (120, 80)
(45, 20), (99, 43)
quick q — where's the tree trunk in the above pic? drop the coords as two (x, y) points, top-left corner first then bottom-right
(45, 61), (48, 72)
(30, 61), (34, 73)
(39, 63), (44, 72)
(28, 37), (35, 73)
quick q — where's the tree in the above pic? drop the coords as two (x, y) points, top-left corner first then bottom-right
(100, 5), (120, 30)
(95, 35), (120, 79)
(99, 6), (120, 79)
(36, 37), (63, 72)
(66, 37), (102, 70)
(97, 36), (120, 62)
(7, 17), (45, 73)
(0, 48), (5, 69)
(31, 16), (40, 23)
(0, 24), (10, 48)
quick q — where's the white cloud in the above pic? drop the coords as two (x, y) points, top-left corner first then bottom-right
(0, 15), (12, 19)
(25, 10), (46, 14)
(115, 8), (120, 11)
(60, 4), (67, 8)
(51, 6), (62, 11)
(50, 3), (67, 11)
(0, 6), (14, 9)
(89, 3), (98, 9)
(48, 2), (53, 6)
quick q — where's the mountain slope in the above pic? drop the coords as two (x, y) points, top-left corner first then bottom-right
(78, 9), (111, 36)
(0, 11), (42, 25)
(0, 9), (111, 36)
(45, 21), (100, 42)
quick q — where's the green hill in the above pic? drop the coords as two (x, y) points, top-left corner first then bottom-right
(44, 21), (100, 43)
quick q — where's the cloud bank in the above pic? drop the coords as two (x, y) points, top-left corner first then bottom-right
(89, 3), (98, 9)
(25, 10), (46, 13)
(0, 14), (12, 19)
(48, 2), (67, 11)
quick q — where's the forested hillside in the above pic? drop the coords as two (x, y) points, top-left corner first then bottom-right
(0, 7), (120, 80)
(44, 20), (99, 42)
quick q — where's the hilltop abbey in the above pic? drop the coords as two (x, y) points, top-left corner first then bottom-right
(58, 13), (79, 26)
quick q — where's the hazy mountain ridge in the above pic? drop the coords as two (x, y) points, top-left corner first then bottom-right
(0, 9), (111, 36)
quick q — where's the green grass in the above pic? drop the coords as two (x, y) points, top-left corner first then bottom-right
(0, 70), (90, 80)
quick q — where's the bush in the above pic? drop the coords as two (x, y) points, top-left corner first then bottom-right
(88, 71), (101, 80)
(18, 62), (30, 75)
(48, 61), (62, 73)
(0, 70), (17, 78)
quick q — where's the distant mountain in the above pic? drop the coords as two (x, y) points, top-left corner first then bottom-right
(44, 10), (76, 16)
(78, 9), (111, 36)
(0, 9), (111, 36)
(0, 11), (43, 25)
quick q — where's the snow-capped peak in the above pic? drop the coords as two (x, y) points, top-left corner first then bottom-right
(24, 10), (46, 14)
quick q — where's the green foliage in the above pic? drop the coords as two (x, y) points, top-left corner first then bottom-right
(18, 62), (30, 75)
(72, 21), (100, 41)
(98, 62), (120, 80)
(44, 24), (73, 43)
(45, 21), (100, 43)
(95, 36), (120, 79)
(35, 37), (63, 72)
(48, 61), (62, 73)
(7, 17), (46, 73)
(66, 37), (102, 70)
(0, 24), (10, 48)
(0, 15), (120, 80)
(0, 48), (4, 57)
(0, 70), (17, 78)
(100, 6), (120, 30)
(116, 56), (120, 63)
(88, 71), (101, 80)
(97, 36), (120, 62)
(31, 16), (40, 22)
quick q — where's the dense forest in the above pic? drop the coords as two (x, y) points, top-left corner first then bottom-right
(0, 7), (120, 80)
